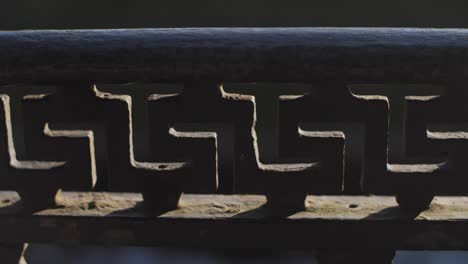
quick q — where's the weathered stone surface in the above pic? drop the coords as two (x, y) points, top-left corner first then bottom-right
(2, 28), (468, 84)
(1, 192), (468, 250)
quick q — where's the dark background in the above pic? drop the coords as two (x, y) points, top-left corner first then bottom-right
(1, 0), (468, 30)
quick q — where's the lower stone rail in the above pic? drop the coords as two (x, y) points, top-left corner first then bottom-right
(0, 192), (467, 263)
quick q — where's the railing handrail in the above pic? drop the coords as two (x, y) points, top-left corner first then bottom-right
(2, 28), (468, 83)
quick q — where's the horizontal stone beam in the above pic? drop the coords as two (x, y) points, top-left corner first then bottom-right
(2, 28), (468, 83)
(0, 191), (467, 250)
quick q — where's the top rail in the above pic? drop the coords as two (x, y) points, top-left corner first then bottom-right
(2, 28), (468, 84)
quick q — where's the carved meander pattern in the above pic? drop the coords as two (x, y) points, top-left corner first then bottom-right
(0, 83), (462, 213)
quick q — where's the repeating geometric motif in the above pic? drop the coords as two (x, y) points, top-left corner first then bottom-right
(280, 83), (384, 195)
(0, 82), (458, 210)
(354, 84), (447, 198)
(406, 83), (468, 194)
